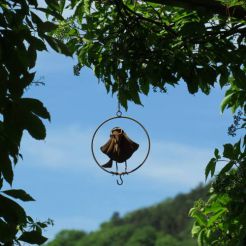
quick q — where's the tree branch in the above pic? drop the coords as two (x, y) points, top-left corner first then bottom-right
(143, 0), (246, 20)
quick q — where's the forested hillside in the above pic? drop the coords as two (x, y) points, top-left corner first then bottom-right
(46, 185), (208, 246)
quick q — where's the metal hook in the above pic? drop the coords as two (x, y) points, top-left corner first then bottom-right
(117, 174), (123, 185)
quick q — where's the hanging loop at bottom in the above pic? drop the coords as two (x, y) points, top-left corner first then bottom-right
(117, 174), (123, 185)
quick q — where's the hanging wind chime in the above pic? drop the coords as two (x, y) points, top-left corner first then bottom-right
(91, 76), (151, 185)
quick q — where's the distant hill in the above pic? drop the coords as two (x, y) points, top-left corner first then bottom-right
(46, 184), (208, 246)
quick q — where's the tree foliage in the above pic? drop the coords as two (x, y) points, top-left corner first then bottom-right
(189, 112), (246, 245)
(57, 0), (246, 109)
(0, 0), (70, 244)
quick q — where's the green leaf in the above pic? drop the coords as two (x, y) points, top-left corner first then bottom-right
(207, 208), (227, 227)
(39, 21), (58, 33)
(31, 12), (43, 26)
(189, 207), (196, 217)
(219, 161), (235, 176)
(84, 0), (91, 14)
(0, 194), (26, 224)
(140, 81), (150, 95)
(205, 158), (216, 180)
(45, 0), (60, 11)
(19, 231), (48, 245)
(231, 66), (246, 90)
(26, 36), (47, 51)
(186, 79), (199, 94)
(0, 219), (17, 243)
(199, 66), (217, 86)
(198, 229), (205, 246)
(3, 189), (35, 202)
(36, 7), (63, 20)
(27, 45), (37, 69)
(192, 211), (207, 226)
(44, 35), (72, 56)
(0, 153), (13, 185)
(192, 225), (201, 237)
(214, 148), (220, 159)
(221, 93), (233, 113)
(20, 98), (50, 121)
(24, 113), (46, 140)
(219, 66), (229, 88)
(223, 144), (234, 159)
(233, 139), (241, 157)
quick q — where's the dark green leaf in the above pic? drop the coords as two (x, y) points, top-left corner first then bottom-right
(140, 81), (150, 95)
(39, 21), (58, 33)
(186, 79), (199, 94)
(205, 158), (216, 180)
(219, 161), (235, 176)
(0, 194), (26, 224)
(223, 144), (234, 159)
(26, 36), (47, 51)
(221, 93), (233, 113)
(214, 148), (220, 159)
(36, 8), (63, 20)
(19, 231), (48, 245)
(45, 0), (60, 11)
(232, 66), (246, 90)
(20, 98), (50, 121)
(44, 35), (72, 56)
(28, 0), (38, 6)
(207, 208), (226, 227)
(0, 219), (17, 243)
(27, 45), (37, 69)
(31, 12), (43, 26)
(3, 189), (35, 202)
(24, 113), (46, 140)
(0, 153), (13, 185)
(219, 67), (229, 88)
(192, 211), (207, 226)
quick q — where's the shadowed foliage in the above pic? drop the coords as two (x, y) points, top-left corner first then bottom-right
(0, 0), (70, 244)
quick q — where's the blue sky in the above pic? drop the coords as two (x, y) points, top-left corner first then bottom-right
(11, 50), (233, 239)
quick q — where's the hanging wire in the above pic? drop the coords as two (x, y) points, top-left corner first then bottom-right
(116, 100), (122, 117)
(116, 66), (122, 117)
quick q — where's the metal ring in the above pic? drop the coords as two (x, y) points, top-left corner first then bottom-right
(91, 116), (151, 176)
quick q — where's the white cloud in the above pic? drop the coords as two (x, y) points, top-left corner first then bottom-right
(139, 141), (211, 185)
(21, 125), (212, 186)
(21, 125), (93, 169)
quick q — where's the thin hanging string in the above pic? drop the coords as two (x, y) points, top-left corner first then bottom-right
(116, 70), (122, 117)
(117, 94), (121, 116)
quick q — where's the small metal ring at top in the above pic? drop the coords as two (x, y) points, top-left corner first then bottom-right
(116, 110), (122, 117)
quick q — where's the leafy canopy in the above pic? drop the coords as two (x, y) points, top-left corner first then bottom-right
(57, 0), (246, 109)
